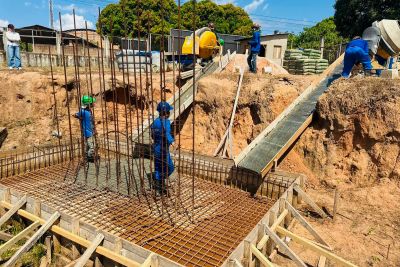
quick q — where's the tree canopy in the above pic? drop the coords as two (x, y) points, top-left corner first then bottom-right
(334, 0), (400, 38)
(289, 17), (347, 50)
(97, 0), (254, 38)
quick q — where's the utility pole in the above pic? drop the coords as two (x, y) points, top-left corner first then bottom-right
(49, 0), (54, 29)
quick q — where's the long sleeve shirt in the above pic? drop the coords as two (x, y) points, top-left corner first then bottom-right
(6, 31), (21, 46)
(249, 30), (261, 53)
(347, 39), (369, 54)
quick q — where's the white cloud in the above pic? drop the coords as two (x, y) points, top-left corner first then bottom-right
(262, 3), (269, 11)
(55, 4), (86, 14)
(56, 13), (94, 30)
(244, 0), (264, 13)
(24, 2), (32, 6)
(214, 0), (236, 4)
(0, 19), (9, 29)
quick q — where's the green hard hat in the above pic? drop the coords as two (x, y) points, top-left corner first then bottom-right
(219, 39), (225, 46)
(81, 95), (96, 105)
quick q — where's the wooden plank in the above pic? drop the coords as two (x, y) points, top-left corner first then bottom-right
(250, 244), (275, 267)
(141, 252), (155, 267)
(0, 220), (40, 255)
(214, 67), (244, 158)
(0, 201), (142, 267)
(0, 195), (27, 227)
(318, 256), (326, 267)
(264, 225), (306, 267)
(257, 209), (288, 250)
(4, 211), (60, 267)
(276, 226), (357, 267)
(285, 200), (330, 248)
(74, 233), (105, 267)
(0, 231), (13, 241)
(294, 185), (328, 218)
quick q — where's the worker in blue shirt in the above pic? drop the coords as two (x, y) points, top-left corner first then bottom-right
(151, 101), (175, 196)
(74, 95), (96, 162)
(247, 23), (261, 73)
(342, 37), (373, 78)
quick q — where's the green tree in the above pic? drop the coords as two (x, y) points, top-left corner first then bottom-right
(98, 0), (253, 38)
(290, 17), (347, 50)
(98, 0), (178, 38)
(180, 0), (253, 36)
(334, 0), (400, 38)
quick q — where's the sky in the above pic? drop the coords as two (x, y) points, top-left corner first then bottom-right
(0, 0), (335, 34)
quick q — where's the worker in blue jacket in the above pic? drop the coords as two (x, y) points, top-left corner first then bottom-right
(247, 23), (261, 73)
(342, 37), (373, 78)
(151, 101), (175, 196)
(74, 95), (96, 162)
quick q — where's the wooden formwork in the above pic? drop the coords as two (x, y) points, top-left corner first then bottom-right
(0, 185), (183, 267)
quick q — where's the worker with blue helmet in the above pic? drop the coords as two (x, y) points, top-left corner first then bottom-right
(342, 37), (373, 78)
(151, 101), (175, 196)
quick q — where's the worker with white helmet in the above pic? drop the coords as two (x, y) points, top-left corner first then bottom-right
(248, 23), (261, 73)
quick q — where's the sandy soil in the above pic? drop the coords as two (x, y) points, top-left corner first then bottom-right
(273, 179), (400, 267)
(177, 72), (318, 156)
(287, 77), (400, 187)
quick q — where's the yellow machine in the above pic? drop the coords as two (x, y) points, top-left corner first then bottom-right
(182, 27), (221, 60)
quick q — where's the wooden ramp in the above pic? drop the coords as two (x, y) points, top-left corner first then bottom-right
(235, 56), (344, 179)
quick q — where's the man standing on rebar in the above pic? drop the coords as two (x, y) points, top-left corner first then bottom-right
(342, 36), (373, 78)
(247, 23), (261, 73)
(6, 24), (22, 70)
(151, 102), (175, 196)
(74, 96), (96, 162)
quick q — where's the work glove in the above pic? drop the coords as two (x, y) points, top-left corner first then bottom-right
(219, 39), (225, 46)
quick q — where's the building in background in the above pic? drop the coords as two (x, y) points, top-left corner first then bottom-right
(235, 32), (289, 65)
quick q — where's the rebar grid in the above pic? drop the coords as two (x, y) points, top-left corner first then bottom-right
(0, 162), (273, 267)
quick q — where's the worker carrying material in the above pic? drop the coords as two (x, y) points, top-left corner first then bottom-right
(342, 37), (373, 78)
(247, 23), (261, 73)
(151, 102), (175, 196)
(74, 95), (96, 162)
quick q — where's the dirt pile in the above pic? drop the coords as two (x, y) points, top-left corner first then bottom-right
(291, 77), (400, 186)
(0, 69), (173, 151)
(178, 72), (316, 156)
(225, 54), (289, 75)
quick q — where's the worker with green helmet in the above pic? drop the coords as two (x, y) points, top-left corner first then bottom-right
(74, 95), (96, 162)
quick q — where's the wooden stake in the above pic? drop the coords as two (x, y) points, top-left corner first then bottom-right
(250, 244), (274, 267)
(0, 221), (40, 255)
(294, 185), (328, 218)
(285, 200), (331, 249)
(45, 235), (52, 263)
(0, 195), (27, 227)
(265, 225), (307, 267)
(4, 211), (60, 267)
(276, 226), (357, 267)
(74, 233), (105, 267)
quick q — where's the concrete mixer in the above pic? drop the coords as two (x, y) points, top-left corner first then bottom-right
(362, 19), (400, 69)
(180, 27), (223, 70)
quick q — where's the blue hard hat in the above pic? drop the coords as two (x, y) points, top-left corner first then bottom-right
(157, 101), (173, 113)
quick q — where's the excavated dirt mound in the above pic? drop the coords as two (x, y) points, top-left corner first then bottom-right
(288, 77), (400, 186)
(178, 72), (317, 156)
(0, 69), (173, 151)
